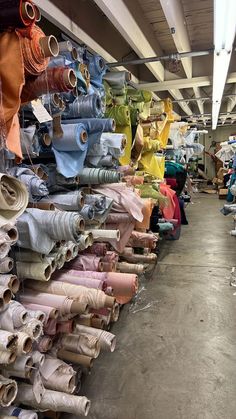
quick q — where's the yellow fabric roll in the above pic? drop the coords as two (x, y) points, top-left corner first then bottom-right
(139, 153), (165, 179)
(117, 125), (132, 166)
(142, 137), (161, 153)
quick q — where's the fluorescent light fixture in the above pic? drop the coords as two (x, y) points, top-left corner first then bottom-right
(212, 0), (236, 129)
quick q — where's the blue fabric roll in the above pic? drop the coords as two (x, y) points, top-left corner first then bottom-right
(52, 123), (88, 178)
(61, 118), (115, 134)
(63, 94), (102, 119)
(86, 54), (107, 88)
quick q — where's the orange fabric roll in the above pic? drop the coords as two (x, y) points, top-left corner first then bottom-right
(106, 272), (138, 304)
(135, 198), (154, 230)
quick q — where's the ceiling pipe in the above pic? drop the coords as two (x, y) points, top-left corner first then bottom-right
(108, 49), (212, 67)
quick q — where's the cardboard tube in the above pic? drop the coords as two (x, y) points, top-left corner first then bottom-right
(16, 332), (32, 355)
(27, 202), (55, 211)
(71, 47), (78, 61)
(57, 349), (93, 368)
(33, 4), (41, 21)
(0, 286), (12, 305)
(21, 2), (35, 21)
(63, 69), (77, 88)
(39, 36), (59, 58)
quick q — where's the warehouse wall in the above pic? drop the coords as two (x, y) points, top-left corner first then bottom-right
(202, 125), (236, 179)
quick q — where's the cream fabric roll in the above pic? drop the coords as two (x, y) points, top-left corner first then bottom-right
(0, 276), (19, 295)
(60, 333), (100, 359)
(15, 332), (33, 355)
(0, 174), (28, 227)
(85, 229), (120, 241)
(2, 354), (33, 379)
(75, 325), (116, 352)
(0, 301), (28, 332)
(27, 310), (46, 323)
(19, 318), (43, 340)
(15, 250), (46, 263)
(26, 280), (115, 310)
(0, 331), (17, 352)
(0, 351), (16, 365)
(0, 259), (13, 274)
(15, 384), (91, 416)
(0, 375), (17, 407)
(40, 356), (76, 394)
(16, 262), (52, 281)
(117, 262), (144, 274)
(19, 292), (74, 316)
(1, 224), (18, 245)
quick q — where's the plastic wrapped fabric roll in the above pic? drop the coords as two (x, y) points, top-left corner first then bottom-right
(1, 407), (38, 419)
(18, 25), (58, 76)
(60, 333), (100, 359)
(0, 174), (28, 227)
(26, 280), (115, 310)
(103, 71), (131, 88)
(21, 303), (58, 321)
(15, 383), (90, 416)
(0, 351), (16, 365)
(0, 276), (19, 295)
(0, 376), (17, 407)
(63, 94), (102, 119)
(1, 225), (18, 245)
(19, 318), (43, 340)
(117, 262), (144, 274)
(0, 331), (17, 352)
(2, 354), (33, 379)
(51, 123), (88, 178)
(15, 332), (32, 355)
(57, 349), (93, 368)
(45, 191), (84, 211)
(0, 259), (13, 275)
(21, 67), (76, 102)
(31, 351), (45, 367)
(1, 301), (28, 330)
(75, 324), (116, 352)
(16, 261), (52, 281)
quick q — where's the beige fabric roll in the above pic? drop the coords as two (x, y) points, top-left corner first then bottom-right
(15, 383), (91, 416)
(0, 174), (28, 227)
(117, 262), (144, 274)
(0, 259), (13, 274)
(0, 375), (17, 407)
(110, 302), (120, 323)
(19, 292), (74, 316)
(19, 318), (43, 340)
(21, 303), (59, 321)
(75, 325), (116, 352)
(0, 351), (16, 365)
(0, 276), (19, 295)
(40, 356), (76, 394)
(15, 250), (46, 263)
(2, 355), (33, 379)
(57, 350), (93, 368)
(15, 332), (33, 355)
(85, 229), (120, 241)
(60, 333), (100, 359)
(16, 262), (52, 281)
(0, 331), (17, 352)
(1, 224), (18, 244)
(26, 280), (115, 310)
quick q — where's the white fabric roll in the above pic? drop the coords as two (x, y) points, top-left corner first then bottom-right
(0, 331), (17, 352)
(75, 324), (116, 352)
(19, 318), (43, 340)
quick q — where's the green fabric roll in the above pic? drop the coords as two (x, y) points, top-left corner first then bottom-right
(105, 105), (131, 126)
(127, 89), (153, 103)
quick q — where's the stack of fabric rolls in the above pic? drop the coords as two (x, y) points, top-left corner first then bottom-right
(0, 0), (197, 416)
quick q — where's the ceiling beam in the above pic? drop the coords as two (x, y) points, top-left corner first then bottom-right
(137, 72), (236, 91)
(160, 0), (204, 115)
(94, 0), (192, 116)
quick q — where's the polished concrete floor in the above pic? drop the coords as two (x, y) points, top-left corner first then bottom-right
(82, 194), (236, 419)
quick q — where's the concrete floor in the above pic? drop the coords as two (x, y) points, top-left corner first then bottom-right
(82, 194), (236, 419)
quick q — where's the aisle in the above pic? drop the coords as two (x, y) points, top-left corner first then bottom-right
(82, 194), (236, 419)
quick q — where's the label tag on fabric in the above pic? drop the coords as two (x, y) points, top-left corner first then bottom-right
(31, 99), (53, 123)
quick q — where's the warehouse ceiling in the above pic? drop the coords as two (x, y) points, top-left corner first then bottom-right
(36, 0), (236, 127)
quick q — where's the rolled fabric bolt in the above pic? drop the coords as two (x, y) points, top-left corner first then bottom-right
(29, 165), (48, 180)
(44, 318), (57, 336)
(0, 259), (13, 274)
(0, 376), (17, 407)
(79, 205), (95, 221)
(41, 370), (76, 395)
(56, 321), (74, 334)
(0, 351), (16, 365)
(60, 333), (100, 359)
(26, 280), (115, 309)
(0, 332), (17, 352)
(19, 292), (76, 316)
(15, 383), (90, 416)
(91, 317), (105, 329)
(0, 407), (38, 419)
(230, 230), (236, 236)
(14, 250), (46, 263)
(117, 262), (144, 274)
(0, 287), (12, 308)
(57, 349), (93, 368)
(21, 303), (59, 321)
(3, 355), (33, 379)
(85, 229), (120, 241)
(90, 309), (111, 326)
(78, 168), (120, 185)
(36, 336), (53, 353)
(106, 272), (138, 304)
(0, 416), (17, 419)
(0, 175), (28, 227)
(58, 41), (73, 52)
(64, 94), (102, 119)
(82, 243), (107, 256)
(101, 261), (116, 272)
(31, 351), (45, 367)
(46, 191), (84, 211)
(6, 301), (28, 329)
(53, 273), (105, 291)
(0, 276), (19, 295)
(28, 310), (46, 323)
(2, 224), (18, 244)
(16, 262), (52, 281)
(122, 253), (157, 264)
(19, 318), (43, 340)
(75, 324), (116, 352)
(15, 333), (32, 355)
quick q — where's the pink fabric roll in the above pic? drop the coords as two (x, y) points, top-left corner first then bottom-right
(128, 231), (158, 249)
(106, 272), (138, 304)
(105, 213), (132, 224)
(21, 303), (59, 321)
(66, 255), (102, 271)
(44, 319), (57, 335)
(19, 291), (73, 316)
(57, 320), (74, 334)
(102, 251), (119, 263)
(53, 272), (105, 291)
(80, 243), (108, 257)
(60, 270), (107, 281)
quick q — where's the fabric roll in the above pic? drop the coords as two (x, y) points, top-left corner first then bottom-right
(14, 250), (46, 263)
(56, 321), (74, 334)
(6, 301), (31, 329)
(0, 276), (19, 295)
(40, 356), (76, 394)
(0, 259), (13, 274)
(122, 253), (157, 264)
(52, 123), (88, 178)
(117, 262), (144, 274)
(81, 243), (107, 257)
(16, 261), (52, 281)
(62, 118), (115, 136)
(26, 280), (115, 310)
(79, 205), (95, 222)
(0, 174), (28, 227)
(105, 272), (138, 304)
(15, 332), (32, 355)
(78, 168), (120, 184)
(15, 384), (91, 416)
(8, 167), (48, 201)
(75, 325), (116, 352)
(1, 407), (38, 419)
(45, 191), (84, 211)
(57, 349), (93, 368)
(31, 351), (45, 367)
(86, 229), (120, 242)
(19, 318), (43, 340)
(0, 376), (17, 407)
(128, 231), (158, 249)
(103, 71), (131, 88)
(0, 351), (16, 365)
(2, 354), (33, 379)
(36, 336), (53, 353)
(21, 304), (58, 321)
(0, 286), (12, 310)
(53, 273), (105, 291)
(0, 331), (17, 352)
(63, 94), (102, 119)
(28, 309), (46, 323)
(0, 0), (36, 31)
(66, 255), (102, 272)
(19, 291), (83, 316)
(0, 225), (18, 245)
(105, 213), (132, 224)
(60, 333), (100, 358)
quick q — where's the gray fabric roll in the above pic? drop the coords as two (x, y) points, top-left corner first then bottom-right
(8, 168), (48, 201)
(44, 191), (84, 211)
